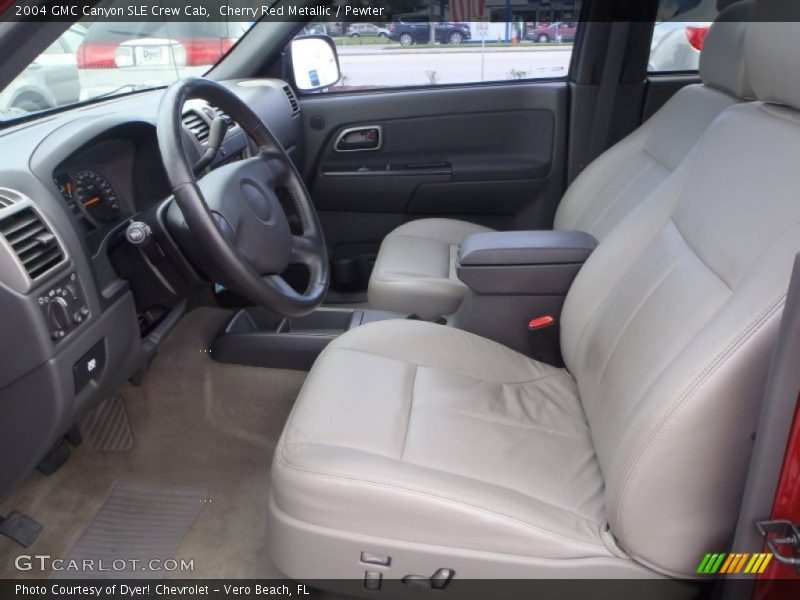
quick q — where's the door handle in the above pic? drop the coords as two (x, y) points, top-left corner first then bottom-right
(334, 126), (382, 152)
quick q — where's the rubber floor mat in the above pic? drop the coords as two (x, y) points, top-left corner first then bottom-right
(59, 483), (206, 579)
(80, 395), (134, 452)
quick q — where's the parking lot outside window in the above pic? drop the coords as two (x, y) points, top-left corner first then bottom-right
(300, 19), (579, 93)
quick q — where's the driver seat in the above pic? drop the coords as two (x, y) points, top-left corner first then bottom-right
(269, 11), (797, 582)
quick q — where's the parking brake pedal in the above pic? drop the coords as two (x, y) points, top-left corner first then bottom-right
(0, 512), (43, 547)
(35, 438), (71, 475)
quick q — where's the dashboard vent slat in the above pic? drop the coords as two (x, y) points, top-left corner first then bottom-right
(182, 111), (210, 143)
(23, 247), (63, 277)
(0, 193), (16, 208)
(2, 212), (42, 242)
(0, 208), (65, 280)
(282, 84), (300, 117)
(212, 105), (231, 121)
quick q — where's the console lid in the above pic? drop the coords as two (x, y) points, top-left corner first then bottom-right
(458, 230), (598, 266)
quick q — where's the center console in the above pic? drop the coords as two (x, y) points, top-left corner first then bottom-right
(450, 230), (597, 363)
(212, 231), (597, 371)
(211, 306), (406, 370)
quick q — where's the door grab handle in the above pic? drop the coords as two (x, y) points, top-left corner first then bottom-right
(334, 125), (382, 152)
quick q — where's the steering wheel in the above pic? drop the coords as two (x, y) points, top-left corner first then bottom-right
(156, 78), (329, 317)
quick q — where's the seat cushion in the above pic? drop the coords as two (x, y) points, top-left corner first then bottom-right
(272, 320), (614, 560)
(367, 219), (493, 319)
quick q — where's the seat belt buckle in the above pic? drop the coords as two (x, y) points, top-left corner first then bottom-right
(528, 315), (555, 331)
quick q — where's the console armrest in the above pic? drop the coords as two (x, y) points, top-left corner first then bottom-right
(458, 230), (597, 266)
(456, 230), (598, 295)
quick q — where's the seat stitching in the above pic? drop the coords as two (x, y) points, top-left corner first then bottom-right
(580, 160), (663, 236)
(399, 364), (417, 461)
(522, 374), (591, 426)
(410, 405), (587, 440)
(370, 273), (467, 287)
(561, 133), (647, 231)
(671, 219), (732, 291)
(388, 232), (469, 246)
(613, 295), (785, 531)
(566, 155), (696, 370)
(272, 337), (343, 461)
(389, 233), (461, 241)
(590, 245), (692, 408)
(389, 227), (489, 246)
(331, 346), (565, 385)
(733, 222), (800, 290)
(759, 102), (800, 125)
(639, 139), (672, 170)
(275, 452), (609, 550)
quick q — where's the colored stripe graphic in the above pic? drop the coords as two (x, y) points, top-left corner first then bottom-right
(755, 553), (772, 573)
(719, 554), (737, 573)
(697, 553), (773, 574)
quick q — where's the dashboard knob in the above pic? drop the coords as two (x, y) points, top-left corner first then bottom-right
(47, 297), (71, 331)
(126, 221), (152, 246)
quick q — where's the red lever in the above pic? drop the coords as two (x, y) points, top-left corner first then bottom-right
(528, 315), (555, 330)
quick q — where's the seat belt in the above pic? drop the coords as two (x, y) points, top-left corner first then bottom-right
(584, 21), (631, 168)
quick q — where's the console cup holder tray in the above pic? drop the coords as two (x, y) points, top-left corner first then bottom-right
(212, 306), (405, 370)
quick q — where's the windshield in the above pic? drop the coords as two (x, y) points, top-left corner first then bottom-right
(0, 12), (254, 122)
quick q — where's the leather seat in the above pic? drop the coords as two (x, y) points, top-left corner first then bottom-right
(368, 0), (754, 320)
(273, 321), (611, 562)
(270, 6), (800, 581)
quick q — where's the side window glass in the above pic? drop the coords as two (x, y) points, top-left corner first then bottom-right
(295, 1), (583, 93)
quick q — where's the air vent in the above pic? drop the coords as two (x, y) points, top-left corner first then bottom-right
(182, 111), (210, 143)
(282, 84), (300, 116)
(0, 208), (65, 280)
(0, 192), (18, 208)
(212, 105), (231, 121)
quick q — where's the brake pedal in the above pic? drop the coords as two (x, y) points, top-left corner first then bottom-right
(0, 511), (43, 547)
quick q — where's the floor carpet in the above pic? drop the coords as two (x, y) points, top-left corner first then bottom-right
(0, 307), (307, 580)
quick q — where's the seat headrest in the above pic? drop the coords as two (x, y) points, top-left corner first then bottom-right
(699, 0), (755, 99)
(746, 0), (800, 110)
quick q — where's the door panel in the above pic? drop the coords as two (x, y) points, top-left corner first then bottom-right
(297, 82), (569, 289)
(314, 109), (554, 214)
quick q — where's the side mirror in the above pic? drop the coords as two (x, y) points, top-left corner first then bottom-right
(288, 35), (340, 93)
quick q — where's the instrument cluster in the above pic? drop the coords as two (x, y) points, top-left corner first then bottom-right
(54, 168), (122, 228)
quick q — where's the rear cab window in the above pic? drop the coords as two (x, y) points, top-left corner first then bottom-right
(648, 0), (719, 72)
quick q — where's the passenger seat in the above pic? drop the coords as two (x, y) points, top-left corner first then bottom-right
(368, 0), (754, 320)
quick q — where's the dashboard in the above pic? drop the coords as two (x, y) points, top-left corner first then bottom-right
(0, 78), (303, 500)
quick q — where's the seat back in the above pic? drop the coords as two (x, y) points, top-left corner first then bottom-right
(553, 0), (753, 240)
(561, 7), (800, 576)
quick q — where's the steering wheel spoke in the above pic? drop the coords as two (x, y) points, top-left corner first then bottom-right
(259, 146), (286, 161)
(261, 152), (290, 185)
(291, 234), (320, 264)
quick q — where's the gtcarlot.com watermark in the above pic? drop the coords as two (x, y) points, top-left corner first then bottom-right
(14, 554), (195, 573)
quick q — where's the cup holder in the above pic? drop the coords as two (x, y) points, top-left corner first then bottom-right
(211, 306), (407, 370)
